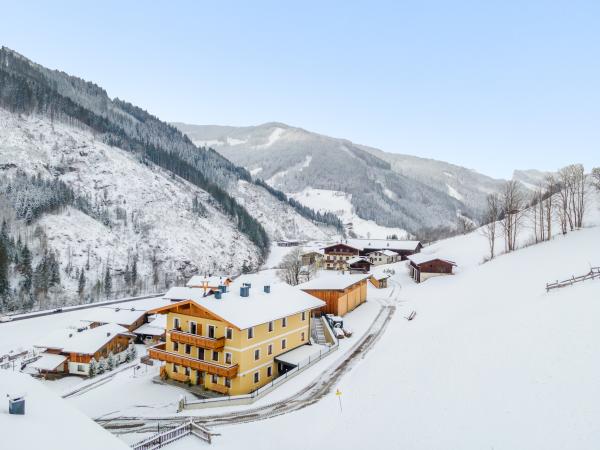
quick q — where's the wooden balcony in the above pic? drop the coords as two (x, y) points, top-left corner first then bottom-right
(148, 343), (238, 378)
(208, 383), (230, 395)
(169, 330), (225, 350)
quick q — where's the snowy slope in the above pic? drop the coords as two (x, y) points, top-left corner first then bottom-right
(204, 189), (600, 450)
(0, 110), (260, 298)
(173, 122), (478, 237)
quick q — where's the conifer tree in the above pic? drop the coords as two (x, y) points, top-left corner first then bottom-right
(104, 266), (112, 298)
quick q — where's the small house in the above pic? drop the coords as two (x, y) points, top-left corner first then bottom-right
(33, 323), (133, 377)
(368, 249), (399, 265)
(301, 251), (324, 268)
(348, 257), (372, 273)
(370, 270), (391, 289)
(408, 255), (456, 283)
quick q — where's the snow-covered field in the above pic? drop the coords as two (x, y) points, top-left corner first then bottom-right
(289, 188), (410, 239)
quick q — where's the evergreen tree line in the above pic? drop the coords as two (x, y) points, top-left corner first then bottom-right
(253, 178), (344, 232)
(0, 47), (269, 257)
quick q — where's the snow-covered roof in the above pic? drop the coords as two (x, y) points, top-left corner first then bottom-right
(348, 256), (369, 265)
(81, 306), (146, 327)
(29, 353), (67, 371)
(275, 343), (329, 367)
(297, 274), (371, 291)
(370, 268), (391, 280)
(186, 275), (232, 287)
(0, 371), (130, 449)
(155, 279), (325, 330)
(133, 314), (166, 336)
(369, 249), (398, 257)
(408, 254), (456, 266)
(346, 239), (421, 251)
(34, 323), (131, 355)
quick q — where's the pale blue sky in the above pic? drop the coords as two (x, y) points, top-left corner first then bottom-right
(2, 1), (599, 178)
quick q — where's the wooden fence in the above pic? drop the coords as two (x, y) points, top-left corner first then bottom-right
(131, 420), (212, 449)
(546, 267), (600, 292)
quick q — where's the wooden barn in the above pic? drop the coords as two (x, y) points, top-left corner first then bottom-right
(408, 255), (456, 283)
(370, 269), (391, 289)
(348, 257), (372, 273)
(298, 274), (369, 316)
(322, 243), (361, 270)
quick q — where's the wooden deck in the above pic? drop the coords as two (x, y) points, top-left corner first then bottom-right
(169, 330), (225, 350)
(148, 343), (238, 378)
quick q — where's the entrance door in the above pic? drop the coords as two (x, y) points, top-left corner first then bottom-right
(190, 322), (197, 335)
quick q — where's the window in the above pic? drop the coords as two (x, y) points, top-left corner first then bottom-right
(198, 348), (204, 361)
(254, 349), (260, 361)
(190, 321), (197, 334)
(174, 317), (180, 330)
(208, 325), (215, 339)
(281, 317), (287, 328)
(248, 327), (254, 339)
(253, 371), (260, 383)
(225, 378), (231, 388)
(184, 367), (190, 376)
(211, 374), (218, 384)
(77, 364), (85, 372)
(226, 327), (233, 340)
(301, 311), (306, 321)
(267, 344), (273, 356)
(173, 364), (178, 373)
(225, 352), (232, 364)
(281, 339), (287, 350)
(185, 344), (191, 355)
(267, 366), (272, 377)
(301, 332), (305, 342)
(173, 342), (179, 352)
(268, 321), (274, 332)
(212, 351), (219, 362)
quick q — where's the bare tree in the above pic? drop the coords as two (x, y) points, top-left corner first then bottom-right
(480, 193), (500, 260)
(500, 180), (524, 252)
(592, 167), (600, 192)
(544, 175), (556, 240)
(557, 164), (587, 232)
(277, 248), (304, 286)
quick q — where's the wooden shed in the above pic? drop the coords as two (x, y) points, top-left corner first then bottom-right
(298, 275), (369, 316)
(408, 255), (456, 283)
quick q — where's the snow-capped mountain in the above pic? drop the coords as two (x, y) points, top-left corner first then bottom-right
(174, 122), (505, 237)
(0, 48), (335, 310)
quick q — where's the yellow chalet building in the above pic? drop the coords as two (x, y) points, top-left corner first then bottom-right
(147, 280), (325, 396)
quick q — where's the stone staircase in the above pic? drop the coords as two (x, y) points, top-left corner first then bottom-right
(311, 317), (327, 345)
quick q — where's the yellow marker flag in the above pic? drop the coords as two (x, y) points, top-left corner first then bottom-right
(335, 388), (343, 413)
(335, 389), (342, 396)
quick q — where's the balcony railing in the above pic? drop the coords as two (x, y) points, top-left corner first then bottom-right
(148, 343), (238, 378)
(169, 330), (225, 350)
(208, 383), (230, 395)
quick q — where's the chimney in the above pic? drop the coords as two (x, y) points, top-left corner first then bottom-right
(264, 285), (271, 294)
(214, 290), (222, 300)
(240, 286), (249, 297)
(219, 284), (226, 293)
(106, 332), (111, 337)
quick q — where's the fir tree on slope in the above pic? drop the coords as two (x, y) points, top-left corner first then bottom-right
(104, 266), (112, 299)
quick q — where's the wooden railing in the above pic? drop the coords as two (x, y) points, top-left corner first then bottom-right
(208, 383), (229, 395)
(148, 343), (238, 378)
(131, 420), (212, 449)
(546, 267), (600, 292)
(170, 330), (225, 349)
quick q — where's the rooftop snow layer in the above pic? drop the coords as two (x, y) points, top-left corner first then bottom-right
(81, 306), (147, 327)
(408, 254), (456, 265)
(297, 273), (371, 290)
(158, 278), (325, 329)
(34, 323), (130, 355)
(275, 343), (330, 367)
(134, 314), (167, 336)
(345, 239), (421, 251)
(186, 275), (232, 287)
(0, 371), (130, 449)
(28, 353), (67, 371)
